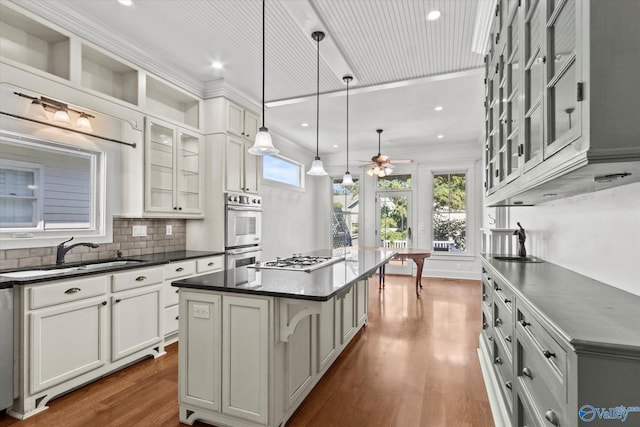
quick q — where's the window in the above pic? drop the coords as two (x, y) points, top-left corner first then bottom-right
(262, 154), (304, 189)
(332, 178), (359, 248)
(1, 133), (101, 237)
(377, 174), (412, 189)
(432, 172), (467, 253)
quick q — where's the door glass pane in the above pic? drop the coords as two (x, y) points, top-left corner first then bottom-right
(509, 91), (520, 134)
(528, 52), (543, 107)
(550, 61), (577, 143)
(433, 173), (466, 253)
(508, 15), (519, 59)
(507, 134), (520, 176)
(509, 50), (521, 96)
(379, 194), (409, 249)
(526, 104), (543, 162)
(178, 133), (199, 210)
(551, 0), (576, 76)
(332, 178), (359, 248)
(148, 122), (174, 209)
(527, 3), (542, 62)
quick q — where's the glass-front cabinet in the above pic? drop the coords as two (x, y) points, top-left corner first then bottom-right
(145, 117), (202, 216)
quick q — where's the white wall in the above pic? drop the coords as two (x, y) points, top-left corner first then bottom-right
(260, 132), (330, 260)
(507, 182), (640, 296)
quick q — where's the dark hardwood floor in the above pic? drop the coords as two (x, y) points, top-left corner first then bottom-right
(0, 275), (493, 427)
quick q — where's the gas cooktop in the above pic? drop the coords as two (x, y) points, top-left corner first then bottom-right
(250, 255), (343, 272)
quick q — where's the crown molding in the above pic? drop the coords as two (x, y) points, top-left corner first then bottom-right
(9, 0), (206, 98)
(204, 79), (262, 113)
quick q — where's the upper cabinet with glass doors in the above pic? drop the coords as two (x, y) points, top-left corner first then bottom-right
(483, 0), (640, 206)
(145, 117), (203, 217)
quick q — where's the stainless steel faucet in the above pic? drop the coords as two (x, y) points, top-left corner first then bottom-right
(56, 237), (100, 265)
(513, 222), (526, 257)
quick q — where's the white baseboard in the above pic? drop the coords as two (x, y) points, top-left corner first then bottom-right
(477, 335), (511, 427)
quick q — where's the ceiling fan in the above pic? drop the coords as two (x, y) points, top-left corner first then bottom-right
(361, 129), (413, 177)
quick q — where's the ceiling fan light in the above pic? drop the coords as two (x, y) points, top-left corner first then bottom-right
(366, 168), (375, 177)
(249, 127), (278, 155)
(75, 113), (93, 132)
(341, 171), (354, 186)
(378, 170), (386, 178)
(307, 157), (328, 176)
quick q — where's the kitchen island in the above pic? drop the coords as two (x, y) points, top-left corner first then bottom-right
(171, 248), (395, 427)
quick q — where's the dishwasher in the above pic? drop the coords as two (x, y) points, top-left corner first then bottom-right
(0, 286), (13, 412)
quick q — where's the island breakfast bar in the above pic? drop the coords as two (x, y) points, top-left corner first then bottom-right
(171, 248), (395, 427)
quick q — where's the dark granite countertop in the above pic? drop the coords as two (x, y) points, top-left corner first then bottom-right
(481, 254), (640, 354)
(0, 250), (224, 288)
(172, 248), (396, 301)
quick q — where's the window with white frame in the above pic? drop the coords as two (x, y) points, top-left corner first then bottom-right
(262, 154), (304, 189)
(0, 135), (99, 234)
(432, 172), (467, 253)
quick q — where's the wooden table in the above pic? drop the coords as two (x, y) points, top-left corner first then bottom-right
(379, 248), (432, 296)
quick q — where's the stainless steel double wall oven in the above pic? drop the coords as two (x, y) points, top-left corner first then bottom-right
(224, 192), (262, 285)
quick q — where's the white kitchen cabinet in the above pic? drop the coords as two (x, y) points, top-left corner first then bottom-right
(207, 97), (259, 141)
(224, 135), (260, 194)
(483, 0), (640, 205)
(145, 116), (203, 216)
(29, 281), (108, 393)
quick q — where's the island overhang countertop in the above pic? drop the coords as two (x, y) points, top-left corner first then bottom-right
(171, 248), (396, 301)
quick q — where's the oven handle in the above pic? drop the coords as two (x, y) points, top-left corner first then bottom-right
(227, 206), (263, 212)
(226, 247), (263, 255)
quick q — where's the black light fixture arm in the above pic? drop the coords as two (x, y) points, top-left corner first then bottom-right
(377, 128), (383, 156)
(261, 0), (266, 130)
(343, 75), (353, 173)
(312, 31), (325, 159)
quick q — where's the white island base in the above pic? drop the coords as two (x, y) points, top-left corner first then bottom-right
(178, 278), (368, 427)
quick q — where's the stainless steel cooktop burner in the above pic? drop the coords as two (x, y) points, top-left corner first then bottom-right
(250, 255), (342, 272)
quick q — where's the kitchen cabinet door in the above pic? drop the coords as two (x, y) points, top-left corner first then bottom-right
(355, 279), (368, 327)
(221, 295), (269, 424)
(111, 285), (162, 361)
(224, 136), (260, 194)
(30, 297), (108, 393)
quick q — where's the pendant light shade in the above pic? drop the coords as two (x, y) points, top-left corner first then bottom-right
(341, 74), (354, 186)
(306, 31), (328, 176)
(28, 99), (48, 120)
(75, 112), (93, 132)
(53, 106), (70, 125)
(249, 0), (278, 156)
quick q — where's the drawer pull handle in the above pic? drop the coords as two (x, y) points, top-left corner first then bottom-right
(176, 267), (184, 272)
(544, 409), (560, 426)
(64, 287), (81, 294)
(207, 262), (214, 267)
(488, 336), (493, 341)
(505, 335), (512, 343)
(483, 322), (488, 329)
(505, 381), (512, 390)
(522, 367), (533, 378)
(115, 299), (122, 303)
(495, 285), (502, 291)
(504, 298), (511, 304)
(135, 276), (147, 282)
(543, 350), (556, 359)
(520, 320), (530, 327)
(494, 356), (503, 365)
(496, 318), (503, 325)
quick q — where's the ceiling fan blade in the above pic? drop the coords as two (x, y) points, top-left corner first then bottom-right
(390, 159), (413, 164)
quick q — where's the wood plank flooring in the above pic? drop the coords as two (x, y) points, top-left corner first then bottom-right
(0, 275), (494, 427)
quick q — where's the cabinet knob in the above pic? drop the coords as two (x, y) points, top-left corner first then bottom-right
(175, 289), (179, 294)
(115, 298), (122, 303)
(178, 207), (182, 211)
(543, 350), (556, 359)
(175, 316), (179, 320)
(494, 285), (501, 291)
(505, 381), (512, 390)
(496, 318), (503, 325)
(522, 367), (533, 378)
(102, 301), (107, 306)
(135, 276), (147, 282)
(544, 409), (560, 426)
(504, 298), (511, 304)
(505, 335), (512, 343)
(494, 356), (503, 365)
(173, 207), (178, 210)
(207, 262), (214, 267)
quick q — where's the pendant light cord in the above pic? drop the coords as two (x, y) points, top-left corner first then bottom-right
(346, 77), (350, 172)
(261, 0), (266, 127)
(316, 34), (320, 159)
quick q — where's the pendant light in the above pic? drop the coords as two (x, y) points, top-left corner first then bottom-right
(307, 31), (328, 176)
(248, 0), (278, 155)
(341, 75), (354, 186)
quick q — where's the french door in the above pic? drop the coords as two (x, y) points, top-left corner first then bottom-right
(376, 190), (413, 275)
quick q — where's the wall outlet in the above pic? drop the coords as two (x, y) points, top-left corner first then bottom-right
(166, 225), (173, 236)
(132, 225), (147, 237)
(193, 304), (210, 319)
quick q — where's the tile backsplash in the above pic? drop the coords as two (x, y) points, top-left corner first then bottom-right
(0, 218), (186, 270)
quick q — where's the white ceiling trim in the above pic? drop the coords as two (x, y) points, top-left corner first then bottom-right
(203, 79), (262, 113)
(266, 66), (484, 108)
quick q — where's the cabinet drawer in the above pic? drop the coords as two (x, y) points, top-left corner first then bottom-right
(516, 302), (567, 390)
(163, 304), (179, 335)
(481, 277), (493, 314)
(30, 276), (107, 309)
(164, 282), (180, 307)
(517, 391), (539, 427)
(493, 338), (514, 414)
(517, 337), (567, 426)
(164, 260), (196, 280)
(493, 276), (514, 312)
(493, 297), (514, 360)
(112, 267), (163, 292)
(196, 256), (223, 274)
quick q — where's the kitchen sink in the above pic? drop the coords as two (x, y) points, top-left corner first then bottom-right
(493, 256), (544, 263)
(76, 260), (144, 269)
(0, 260), (144, 279)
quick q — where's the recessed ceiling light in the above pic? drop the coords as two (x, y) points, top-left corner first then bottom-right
(118, 0), (133, 6)
(427, 10), (441, 21)
(434, 106), (443, 111)
(211, 61), (223, 69)
(301, 123), (309, 127)
(332, 144), (339, 148)
(437, 134), (444, 139)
